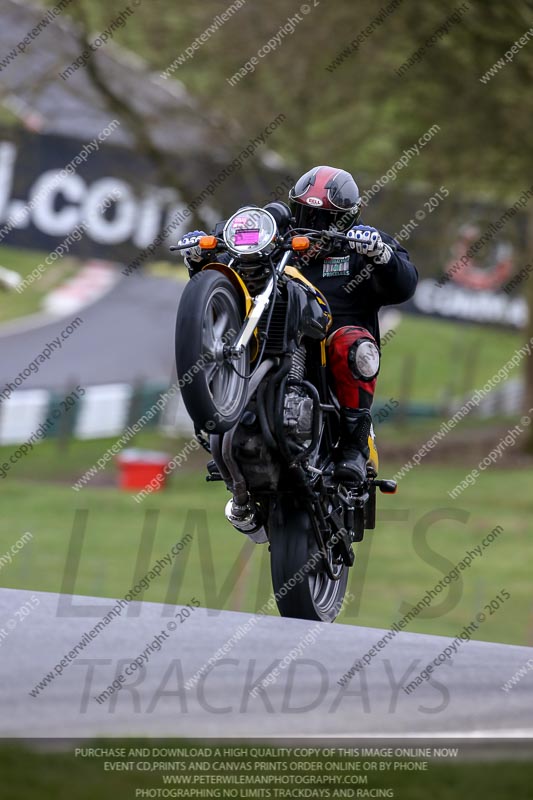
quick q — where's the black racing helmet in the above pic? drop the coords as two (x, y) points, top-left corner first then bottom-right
(289, 165), (362, 232)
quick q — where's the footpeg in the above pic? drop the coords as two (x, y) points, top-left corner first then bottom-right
(225, 499), (268, 544)
(374, 479), (397, 494)
(206, 460), (223, 482)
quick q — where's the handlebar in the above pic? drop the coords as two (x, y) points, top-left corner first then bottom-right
(292, 228), (350, 240)
(170, 228), (350, 255)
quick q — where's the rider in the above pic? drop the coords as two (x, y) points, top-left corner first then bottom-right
(178, 165), (418, 485)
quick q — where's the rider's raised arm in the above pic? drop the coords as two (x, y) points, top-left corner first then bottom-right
(370, 231), (419, 306)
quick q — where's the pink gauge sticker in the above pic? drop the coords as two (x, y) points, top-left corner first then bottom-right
(235, 228), (260, 246)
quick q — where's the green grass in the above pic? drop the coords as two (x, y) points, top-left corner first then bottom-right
(353, 461), (533, 645)
(1, 430), (532, 647)
(0, 430), (175, 483)
(0, 244), (78, 324)
(377, 315), (521, 407)
(146, 258), (188, 281)
(0, 742), (531, 800)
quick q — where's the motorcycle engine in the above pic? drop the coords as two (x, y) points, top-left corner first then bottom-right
(283, 388), (314, 443)
(232, 402), (280, 491)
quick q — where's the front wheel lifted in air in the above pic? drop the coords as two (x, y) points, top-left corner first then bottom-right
(175, 270), (249, 434)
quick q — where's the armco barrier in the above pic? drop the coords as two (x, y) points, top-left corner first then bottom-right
(0, 383), (194, 446)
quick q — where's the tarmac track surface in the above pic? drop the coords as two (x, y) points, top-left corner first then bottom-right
(1, 588), (532, 739)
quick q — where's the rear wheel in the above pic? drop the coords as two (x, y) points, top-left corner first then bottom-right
(268, 498), (349, 623)
(175, 271), (249, 433)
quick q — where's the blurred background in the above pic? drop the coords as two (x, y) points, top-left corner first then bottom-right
(1, 0), (532, 654)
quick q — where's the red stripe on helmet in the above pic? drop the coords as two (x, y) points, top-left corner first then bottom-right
(300, 165), (341, 210)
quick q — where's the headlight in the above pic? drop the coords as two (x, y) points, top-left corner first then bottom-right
(223, 206), (278, 258)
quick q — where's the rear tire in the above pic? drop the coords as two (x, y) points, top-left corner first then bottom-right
(175, 271), (249, 433)
(268, 498), (349, 623)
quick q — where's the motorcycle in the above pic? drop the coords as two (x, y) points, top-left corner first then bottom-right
(173, 204), (397, 623)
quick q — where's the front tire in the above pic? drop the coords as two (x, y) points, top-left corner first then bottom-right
(175, 270), (249, 433)
(268, 498), (349, 623)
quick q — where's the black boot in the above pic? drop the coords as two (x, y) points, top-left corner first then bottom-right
(334, 408), (372, 485)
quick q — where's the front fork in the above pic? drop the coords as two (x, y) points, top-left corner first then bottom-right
(226, 250), (292, 359)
